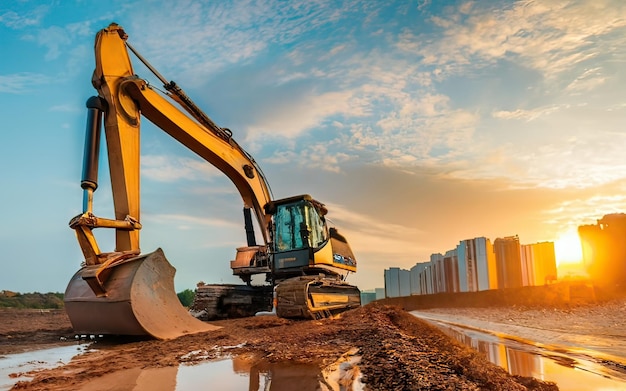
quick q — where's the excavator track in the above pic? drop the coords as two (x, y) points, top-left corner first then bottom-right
(192, 284), (273, 320)
(275, 276), (361, 320)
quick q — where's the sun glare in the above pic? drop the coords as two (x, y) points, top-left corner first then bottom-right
(554, 229), (583, 266)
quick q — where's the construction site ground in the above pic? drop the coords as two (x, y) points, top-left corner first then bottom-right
(2, 282), (624, 390)
(2, 305), (558, 391)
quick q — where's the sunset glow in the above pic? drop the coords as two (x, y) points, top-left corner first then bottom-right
(1, 1), (626, 293)
(554, 229), (583, 266)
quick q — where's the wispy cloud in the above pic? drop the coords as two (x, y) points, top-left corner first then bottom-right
(492, 105), (563, 121)
(126, 0), (366, 83)
(0, 5), (49, 28)
(324, 202), (426, 258)
(141, 154), (222, 182)
(565, 67), (607, 93)
(403, 0), (626, 78)
(143, 213), (240, 230)
(543, 189), (626, 229)
(0, 73), (49, 93)
(49, 104), (79, 112)
(246, 89), (363, 139)
(125, 0), (626, 194)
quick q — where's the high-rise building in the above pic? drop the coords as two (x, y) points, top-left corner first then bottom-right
(410, 262), (429, 295)
(457, 237), (497, 292)
(384, 267), (401, 298)
(578, 213), (626, 285)
(384, 267), (412, 298)
(494, 235), (523, 289)
(443, 249), (460, 293)
(431, 253), (446, 293)
(520, 241), (557, 286)
(399, 267), (411, 297)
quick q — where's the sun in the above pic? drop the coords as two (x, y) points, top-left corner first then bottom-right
(554, 229), (583, 266)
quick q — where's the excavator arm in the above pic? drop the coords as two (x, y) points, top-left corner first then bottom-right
(65, 24), (272, 339)
(72, 24), (272, 263)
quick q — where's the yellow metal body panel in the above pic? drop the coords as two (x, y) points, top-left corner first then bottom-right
(312, 237), (357, 273)
(94, 25), (141, 252)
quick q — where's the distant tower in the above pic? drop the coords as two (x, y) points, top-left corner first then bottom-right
(520, 241), (557, 286)
(443, 249), (460, 293)
(456, 237), (496, 292)
(578, 214), (626, 286)
(493, 235), (523, 289)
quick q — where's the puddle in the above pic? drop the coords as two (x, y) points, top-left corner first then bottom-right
(0, 344), (89, 390)
(424, 319), (626, 391)
(78, 353), (362, 391)
(1, 346), (361, 391)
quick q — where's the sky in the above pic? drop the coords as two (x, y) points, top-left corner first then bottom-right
(1, 0), (625, 294)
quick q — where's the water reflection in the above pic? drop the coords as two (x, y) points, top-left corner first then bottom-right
(234, 356), (328, 391)
(76, 354), (355, 391)
(0, 344), (88, 390)
(430, 321), (626, 391)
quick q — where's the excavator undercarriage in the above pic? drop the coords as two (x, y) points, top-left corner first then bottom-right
(191, 276), (362, 321)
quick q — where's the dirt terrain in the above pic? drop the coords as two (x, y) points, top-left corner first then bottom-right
(421, 298), (626, 340)
(1, 305), (559, 391)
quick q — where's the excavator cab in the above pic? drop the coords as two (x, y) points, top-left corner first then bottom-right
(266, 196), (361, 319)
(270, 195), (328, 273)
(268, 195), (357, 278)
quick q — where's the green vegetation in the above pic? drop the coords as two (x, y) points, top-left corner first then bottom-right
(177, 288), (195, 307)
(0, 289), (197, 309)
(0, 291), (64, 309)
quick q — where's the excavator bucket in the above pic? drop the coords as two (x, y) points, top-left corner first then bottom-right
(64, 248), (219, 340)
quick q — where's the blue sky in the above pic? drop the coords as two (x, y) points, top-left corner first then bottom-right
(1, 0), (625, 293)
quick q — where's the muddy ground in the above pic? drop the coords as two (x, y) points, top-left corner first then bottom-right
(1, 305), (561, 391)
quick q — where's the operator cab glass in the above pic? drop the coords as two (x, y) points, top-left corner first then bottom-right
(274, 199), (328, 252)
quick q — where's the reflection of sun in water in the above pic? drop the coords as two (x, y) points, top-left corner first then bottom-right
(554, 229), (583, 266)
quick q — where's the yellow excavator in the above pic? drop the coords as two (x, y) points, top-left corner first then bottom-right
(64, 23), (360, 340)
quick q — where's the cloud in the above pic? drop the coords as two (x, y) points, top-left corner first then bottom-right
(565, 67), (607, 93)
(246, 89), (364, 139)
(0, 73), (49, 93)
(143, 213), (240, 230)
(125, 0), (362, 83)
(492, 105), (563, 121)
(49, 104), (80, 113)
(322, 202), (427, 262)
(123, 0), (626, 193)
(34, 25), (72, 60)
(0, 5), (49, 28)
(402, 0), (626, 78)
(141, 154), (222, 182)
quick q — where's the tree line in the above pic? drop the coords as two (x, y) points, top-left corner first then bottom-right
(0, 291), (64, 309)
(1, 289), (197, 309)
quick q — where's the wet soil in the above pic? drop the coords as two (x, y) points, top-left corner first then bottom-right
(2, 305), (557, 391)
(0, 309), (74, 355)
(420, 298), (626, 340)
